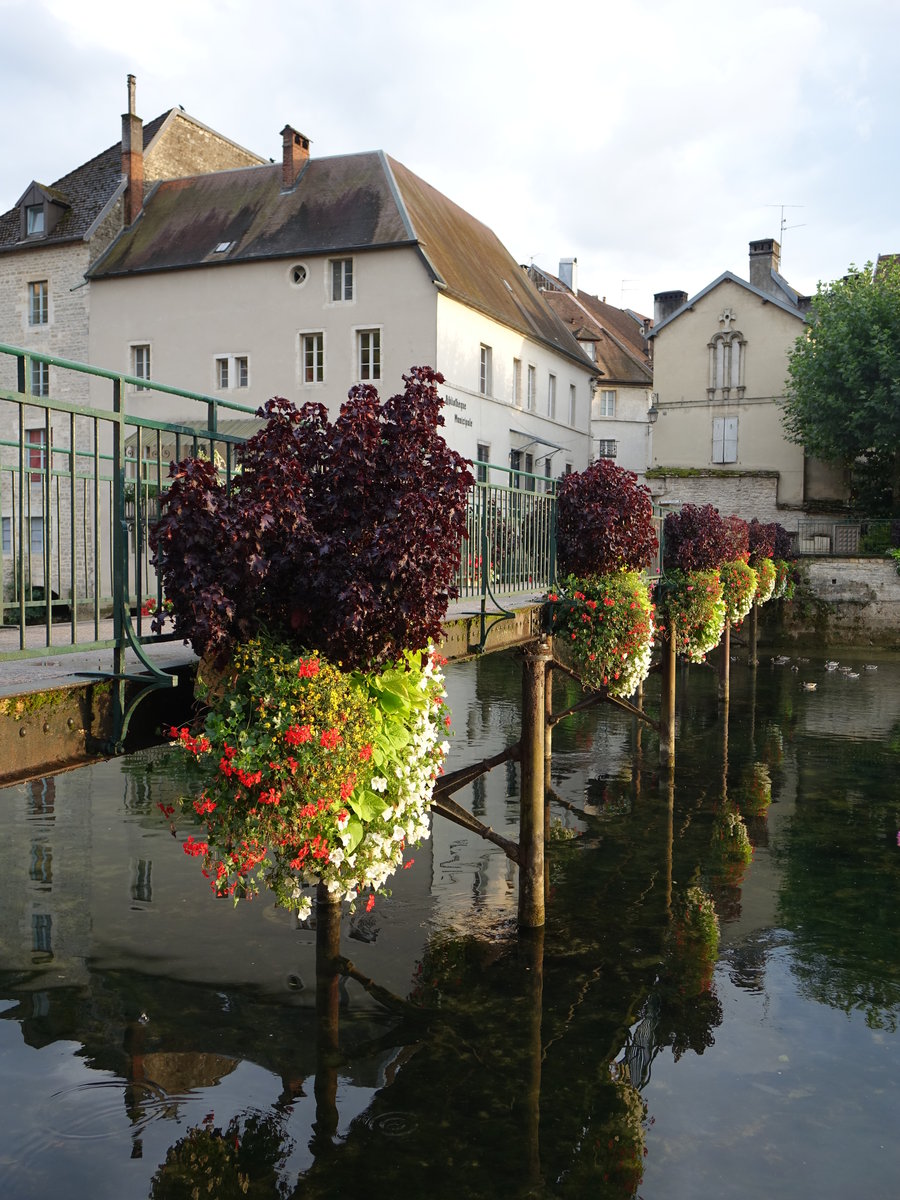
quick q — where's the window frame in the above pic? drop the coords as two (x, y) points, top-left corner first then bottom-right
(301, 332), (325, 384)
(512, 358), (522, 407)
(479, 344), (492, 396)
(596, 438), (618, 459)
(28, 280), (48, 326)
(476, 441), (490, 485)
(130, 344), (151, 392)
(25, 204), (45, 236)
(712, 416), (738, 463)
(215, 353), (250, 390)
(569, 383), (577, 426)
(599, 388), (617, 418)
(356, 327), (381, 381)
(526, 364), (536, 411)
(330, 257), (354, 303)
(547, 373), (557, 419)
(26, 426), (50, 481)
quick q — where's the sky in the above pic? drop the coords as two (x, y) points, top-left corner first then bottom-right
(3, 0), (899, 317)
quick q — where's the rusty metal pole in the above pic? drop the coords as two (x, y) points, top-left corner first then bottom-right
(519, 638), (551, 929)
(311, 883), (341, 1155)
(660, 628), (676, 766)
(748, 601), (759, 668)
(718, 618), (731, 705)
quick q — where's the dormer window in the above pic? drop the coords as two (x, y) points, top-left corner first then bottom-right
(26, 205), (44, 236)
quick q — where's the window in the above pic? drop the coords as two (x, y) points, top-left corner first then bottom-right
(302, 333), (324, 383)
(215, 354), (250, 389)
(30, 360), (49, 398)
(526, 365), (536, 411)
(547, 373), (557, 419)
(564, 462), (573, 476)
(524, 451), (535, 492)
(31, 913), (52, 955)
(479, 345), (492, 395)
(26, 204), (44, 236)
(708, 331), (745, 398)
(476, 442), (490, 484)
(510, 448), (522, 489)
(544, 459), (553, 493)
(28, 516), (44, 553)
(131, 344), (151, 390)
(1, 517), (10, 554)
(599, 389), (616, 418)
(29, 280), (48, 325)
(580, 339), (596, 362)
(712, 416), (738, 463)
(331, 257), (354, 302)
(27, 427), (50, 481)
(290, 263), (308, 286)
(512, 358), (522, 407)
(597, 439), (618, 459)
(569, 384), (577, 426)
(357, 328), (381, 380)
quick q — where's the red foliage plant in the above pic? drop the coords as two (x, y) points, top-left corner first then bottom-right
(747, 518), (777, 562)
(150, 367), (474, 670)
(721, 515), (749, 562)
(772, 522), (794, 560)
(663, 503), (731, 572)
(556, 458), (658, 577)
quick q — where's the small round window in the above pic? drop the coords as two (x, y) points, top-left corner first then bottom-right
(290, 264), (308, 287)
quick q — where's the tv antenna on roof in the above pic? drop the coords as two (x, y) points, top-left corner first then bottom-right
(765, 204), (805, 247)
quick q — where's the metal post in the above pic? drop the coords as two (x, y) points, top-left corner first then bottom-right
(312, 883), (341, 1155)
(519, 638), (551, 929)
(748, 601), (759, 667)
(660, 628), (676, 765)
(111, 377), (128, 747)
(718, 618), (731, 705)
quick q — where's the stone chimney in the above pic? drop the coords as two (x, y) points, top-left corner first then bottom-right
(281, 125), (310, 188)
(558, 257), (578, 293)
(749, 237), (781, 292)
(121, 74), (144, 227)
(654, 290), (688, 325)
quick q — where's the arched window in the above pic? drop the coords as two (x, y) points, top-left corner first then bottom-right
(707, 331), (745, 400)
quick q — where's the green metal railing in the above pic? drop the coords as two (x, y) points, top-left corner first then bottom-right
(3, 345), (601, 748)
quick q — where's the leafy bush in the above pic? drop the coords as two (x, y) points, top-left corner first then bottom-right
(747, 518), (777, 561)
(721, 515), (749, 561)
(556, 459), (658, 577)
(549, 570), (655, 697)
(150, 368), (474, 669)
(772, 522), (794, 560)
(657, 567), (726, 662)
(663, 504), (730, 572)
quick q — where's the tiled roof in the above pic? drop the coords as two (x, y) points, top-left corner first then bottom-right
(0, 113), (170, 252)
(88, 150), (593, 368)
(539, 287), (652, 385)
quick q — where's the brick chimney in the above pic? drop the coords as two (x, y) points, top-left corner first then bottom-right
(121, 74), (144, 227)
(281, 125), (310, 188)
(749, 237), (781, 292)
(654, 290), (688, 325)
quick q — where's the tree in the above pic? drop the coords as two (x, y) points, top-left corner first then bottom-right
(782, 259), (900, 515)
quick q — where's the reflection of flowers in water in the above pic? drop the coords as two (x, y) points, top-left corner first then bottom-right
(149, 1110), (293, 1199)
(737, 762), (772, 818)
(670, 884), (720, 995)
(709, 803), (753, 885)
(593, 1062), (648, 1196)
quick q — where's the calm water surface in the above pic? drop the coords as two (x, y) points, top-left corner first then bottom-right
(1, 647), (899, 1198)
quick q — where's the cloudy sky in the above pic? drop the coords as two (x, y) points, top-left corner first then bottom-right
(3, 0), (898, 315)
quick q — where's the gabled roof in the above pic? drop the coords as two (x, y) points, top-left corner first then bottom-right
(648, 270), (807, 338)
(0, 112), (171, 252)
(88, 149), (594, 369)
(536, 284), (652, 386)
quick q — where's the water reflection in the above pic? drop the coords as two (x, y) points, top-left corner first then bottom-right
(0, 649), (898, 1197)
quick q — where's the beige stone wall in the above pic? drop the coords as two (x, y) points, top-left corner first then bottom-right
(651, 277), (808, 506)
(647, 470), (785, 525)
(145, 113), (264, 180)
(769, 557), (900, 646)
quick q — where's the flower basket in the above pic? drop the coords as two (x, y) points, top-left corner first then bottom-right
(772, 558), (794, 600)
(718, 558), (758, 626)
(753, 556), (776, 604)
(167, 634), (449, 918)
(548, 570), (655, 697)
(659, 568), (726, 663)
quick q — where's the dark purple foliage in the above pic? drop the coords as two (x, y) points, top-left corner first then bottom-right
(772, 522), (793, 560)
(556, 459), (658, 577)
(721, 515), (749, 561)
(150, 367), (475, 669)
(747, 518), (777, 562)
(663, 504), (731, 572)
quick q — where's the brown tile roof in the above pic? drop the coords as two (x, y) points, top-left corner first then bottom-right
(88, 149), (593, 367)
(0, 113), (170, 252)
(539, 288), (652, 386)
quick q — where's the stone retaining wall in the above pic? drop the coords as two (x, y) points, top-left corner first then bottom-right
(766, 557), (900, 646)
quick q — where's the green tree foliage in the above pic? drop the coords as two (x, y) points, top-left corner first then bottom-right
(782, 259), (900, 514)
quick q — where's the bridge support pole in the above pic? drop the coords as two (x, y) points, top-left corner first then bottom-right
(519, 637), (551, 929)
(748, 601), (759, 668)
(718, 618), (731, 705)
(660, 630), (676, 766)
(312, 885), (341, 1154)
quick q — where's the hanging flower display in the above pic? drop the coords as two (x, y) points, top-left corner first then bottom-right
(753, 556), (777, 604)
(772, 559), (795, 600)
(718, 558), (758, 626)
(166, 634), (449, 918)
(658, 568), (726, 663)
(548, 570), (655, 698)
